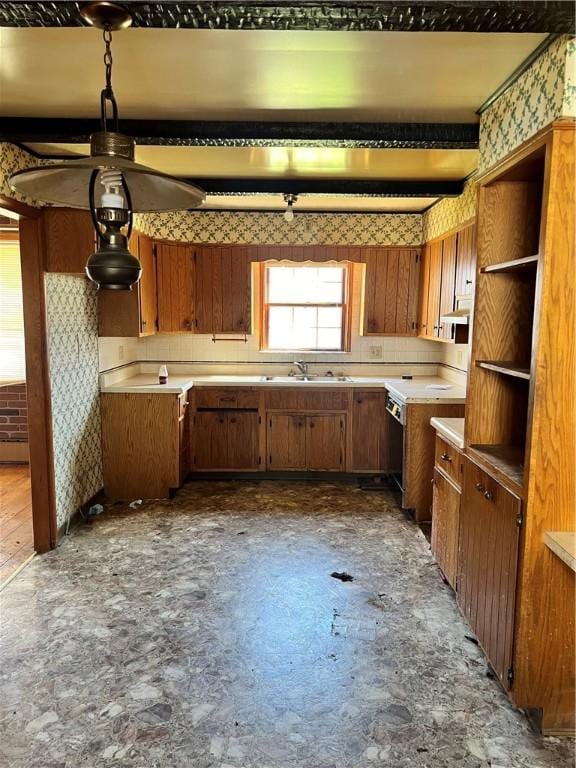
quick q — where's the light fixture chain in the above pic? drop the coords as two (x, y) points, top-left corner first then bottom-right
(103, 26), (113, 90)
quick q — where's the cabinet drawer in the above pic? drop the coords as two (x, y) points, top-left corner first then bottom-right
(194, 388), (260, 410)
(435, 435), (463, 488)
(264, 388), (350, 411)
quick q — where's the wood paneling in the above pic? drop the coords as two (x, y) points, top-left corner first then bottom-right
(194, 246), (251, 333)
(431, 468), (460, 589)
(425, 240), (443, 338)
(362, 248), (420, 336)
(101, 392), (181, 499)
(194, 388), (259, 410)
(193, 410), (259, 470)
(42, 208), (95, 273)
(264, 388), (350, 412)
(307, 414), (345, 471)
(98, 232), (157, 337)
(403, 402), (466, 521)
(417, 244), (431, 337)
(458, 458), (521, 690)
(455, 223), (476, 297)
(156, 241), (194, 333)
(267, 413), (307, 470)
(434, 435), (463, 489)
(351, 390), (399, 472)
(438, 233), (457, 340)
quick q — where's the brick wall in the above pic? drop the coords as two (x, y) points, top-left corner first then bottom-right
(0, 383), (28, 443)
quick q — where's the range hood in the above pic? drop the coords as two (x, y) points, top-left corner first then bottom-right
(441, 296), (472, 325)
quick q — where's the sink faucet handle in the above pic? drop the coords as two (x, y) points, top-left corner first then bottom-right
(294, 360), (308, 375)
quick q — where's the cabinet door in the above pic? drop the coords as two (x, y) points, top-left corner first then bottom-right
(363, 249), (420, 335)
(307, 414), (345, 471)
(418, 244), (431, 337)
(193, 412), (229, 469)
(351, 391), (387, 470)
(228, 411), (260, 469)
(157, 242), (194, 332)
(431, 468), (461, 589)
(438, 233), (457, 341)
(266, 414), (307, 470)
(426, 240), (443, 338)
(458, 460), (521, 689)
(43, 208), (95, 273)
(195, 247), (251, 334)
(138, 235), (157, 335)
(455, 223), (476, 297)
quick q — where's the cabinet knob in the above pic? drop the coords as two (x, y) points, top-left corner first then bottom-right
(475, 482), (485, 493)
(484, 490), (493, 501)
(440, 452), (452, 462)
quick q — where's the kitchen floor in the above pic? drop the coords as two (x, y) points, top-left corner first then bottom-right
(0, 464), (34, 588)
(0, 481), (571, 768)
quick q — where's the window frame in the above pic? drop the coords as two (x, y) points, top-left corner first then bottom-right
(259, 261), (352, 352)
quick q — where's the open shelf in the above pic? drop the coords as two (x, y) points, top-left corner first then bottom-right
(481, 255), (539, 274)
(476, 360), (531, 380)
(467, 444), (525, 496)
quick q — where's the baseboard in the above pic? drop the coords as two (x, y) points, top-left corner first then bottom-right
(0, 442), (29, 463)
(56, 487), (106, 543)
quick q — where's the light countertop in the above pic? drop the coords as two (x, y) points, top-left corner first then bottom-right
(544, 532), (576, 573)
(383, 378), (467, 405)
(100, 373), (467, 402)
(430, 417), (465, 449)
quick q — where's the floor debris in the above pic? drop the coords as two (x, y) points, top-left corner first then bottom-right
(331, 571), (354, 582)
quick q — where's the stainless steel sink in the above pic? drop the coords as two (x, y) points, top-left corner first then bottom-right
(260, 375), (352, 383)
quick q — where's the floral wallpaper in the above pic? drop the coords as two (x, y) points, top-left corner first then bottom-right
(422, 178), (477, 242)
(0, 142), (42, 207)
(479, 35), (575, 173)
(134, 210), (423, 246)
(45, 274), (103, 529)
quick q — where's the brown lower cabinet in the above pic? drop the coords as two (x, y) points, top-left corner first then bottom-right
(431, 467), (461, 589)
(457, 457), (521, 690)
(193, 410), (260, 470)
(267, 413), (345, 471)
(351, 390), (401, 472)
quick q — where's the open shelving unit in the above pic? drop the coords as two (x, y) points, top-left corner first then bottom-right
(465, 145), (545, 495)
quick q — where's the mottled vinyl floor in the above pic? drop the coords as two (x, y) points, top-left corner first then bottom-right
(0, 481), (573, 768)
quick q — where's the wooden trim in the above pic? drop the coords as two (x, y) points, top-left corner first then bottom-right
(425, 216), (476, 245)
(0, 195), (41, 220)
(18, 214), (58, 553)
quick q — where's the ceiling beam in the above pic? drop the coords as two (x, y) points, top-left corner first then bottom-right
(5, 119), (479, 150)
(0, 2), (573, 33)
(184, 179), (464, 196)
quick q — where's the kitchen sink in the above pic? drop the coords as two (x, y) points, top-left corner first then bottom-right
(260, 375), (353, 383)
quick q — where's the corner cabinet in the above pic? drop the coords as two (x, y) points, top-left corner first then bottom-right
(418, 222), (476, 342)
(98, 232), (157, 337)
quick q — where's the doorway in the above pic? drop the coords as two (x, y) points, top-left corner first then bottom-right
(0, 213), (34, 586)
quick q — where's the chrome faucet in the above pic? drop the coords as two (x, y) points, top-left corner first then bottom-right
(294, 360), (309, 377)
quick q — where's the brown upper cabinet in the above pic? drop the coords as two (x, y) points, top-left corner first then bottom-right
(194, 246), (252, 334)
(43, 208), (95, 273)
(98, 232), (157, 337)
(418, 221), (476, 343)
(362, 248), (420, 336)
(156, 241), (195, 333)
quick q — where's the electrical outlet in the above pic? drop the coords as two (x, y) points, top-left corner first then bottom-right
(118, 344), (125, 362)
(368, 345), (383, 360)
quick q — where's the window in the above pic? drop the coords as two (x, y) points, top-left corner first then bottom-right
(261, 263), (350, 351)
(0, 238), (25, 382)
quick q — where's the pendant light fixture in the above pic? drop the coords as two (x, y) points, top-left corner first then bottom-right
(283, 193), (298, 222)
(9, 1), (205, 290)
